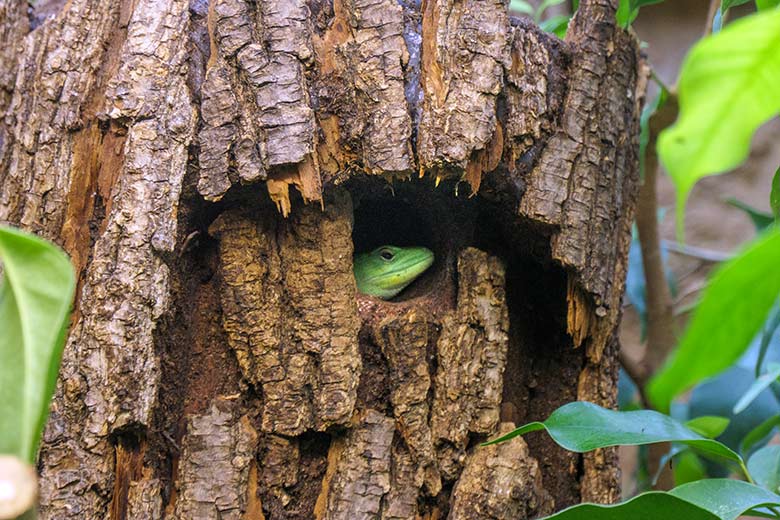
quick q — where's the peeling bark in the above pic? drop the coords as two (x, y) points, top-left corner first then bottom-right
(173, 397), (259, 519)
(449, 423), (554, 519)
(372, 311), (441, 495)
(418, 0), (511, 176)
(0, 0), (643, 517)
(319, 410), (394, 520)
(208, 190), (361, 436)
(431, 248), (509, 481)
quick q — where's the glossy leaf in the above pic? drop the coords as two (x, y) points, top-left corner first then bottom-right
(0, 226), (75, 462)
(670, 479), (780, 520)
(541, 492), (719, 520)
(541, 479), (780, 520)
(657, 9), (780, 236)
(748, 445), (780, 493)
(685, 416), (730, 439)
(648, 229), (780, 412)
(740, 415), (780, 455)
(734, 363), (780, 414)
(688, 367), (779, 473)
(484, 402), (745, 471)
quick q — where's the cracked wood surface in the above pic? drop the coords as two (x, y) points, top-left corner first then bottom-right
(318, 410), (395, 520)
(173, 397), (259, 519)
(449, 422), (554, 519)
(431, 248), (509, 481)
(418, 0), (511, 175)
(209, 191), (360, 436)
(0, 0), (641, 517)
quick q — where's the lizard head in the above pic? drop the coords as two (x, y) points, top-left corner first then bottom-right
(353, 245), (434, 300)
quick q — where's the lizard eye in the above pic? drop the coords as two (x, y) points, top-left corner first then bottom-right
(379, 248), (394, 261)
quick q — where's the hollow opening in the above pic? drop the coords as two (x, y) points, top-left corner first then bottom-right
(349, 177), (476, 304)
(473, 196), (584, 508)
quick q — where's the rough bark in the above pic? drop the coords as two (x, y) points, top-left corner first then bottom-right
(0, 0), (644, 518)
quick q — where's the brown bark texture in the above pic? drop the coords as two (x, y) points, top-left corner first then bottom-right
(0, 0), (644, 518)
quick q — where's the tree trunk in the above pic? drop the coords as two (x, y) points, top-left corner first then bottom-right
(0, 0), (644, 518)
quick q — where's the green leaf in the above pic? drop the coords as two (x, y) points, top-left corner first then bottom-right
(635, 0), (664, 6)
(541, 492), (720, 520)
(657, 9), (780, 237)
(689, 367), (779, 464)
(509, 0), (535, 15)
(756, 0), (780, 10)
(748, 444), (780, 493)
(771, 167), (780, 220)
(541, 479), (780, 520)
(615, 0), (636, 28)
(484, 402), (746, 471)
(0, 226), (75, 463)
(726, 198), (775, 232)
(734, 363), (780, 414)
(748, 445), (780, 493)
(721, 0), (755, 10)
(648, 229), (780, 413)
(669, 479), (780, 520)
(755, 304), (780, 380)
(673, 450), (708, 486)
(616, 0), (665, 28)
(685, 416), (730, 438)
(740, 414), (780, 455)
(539, 14), (570, 38)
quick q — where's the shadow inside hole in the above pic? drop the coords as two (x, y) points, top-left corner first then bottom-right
(350, 179), (474, 304)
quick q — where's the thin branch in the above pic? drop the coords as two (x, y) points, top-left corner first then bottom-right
(636, 96), (679, 375)
(663, 240), (732, 263)
(634, 92), (679, 493)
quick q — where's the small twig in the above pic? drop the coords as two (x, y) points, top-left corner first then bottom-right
(674, 300), (700, 317)
(649, 68), (671, 94)
(662, 240), (733, 263)
(675, 262), (706, 285)
(673, 279), (707, 306)
(636, 95), (679, 377)
(177, 230), (201, 258)
(162, 431), (180, 452)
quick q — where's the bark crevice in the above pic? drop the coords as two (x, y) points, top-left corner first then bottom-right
(0, 0), (643, 517)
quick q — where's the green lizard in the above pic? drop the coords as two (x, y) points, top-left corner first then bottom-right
(353, 245), (434, 299)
